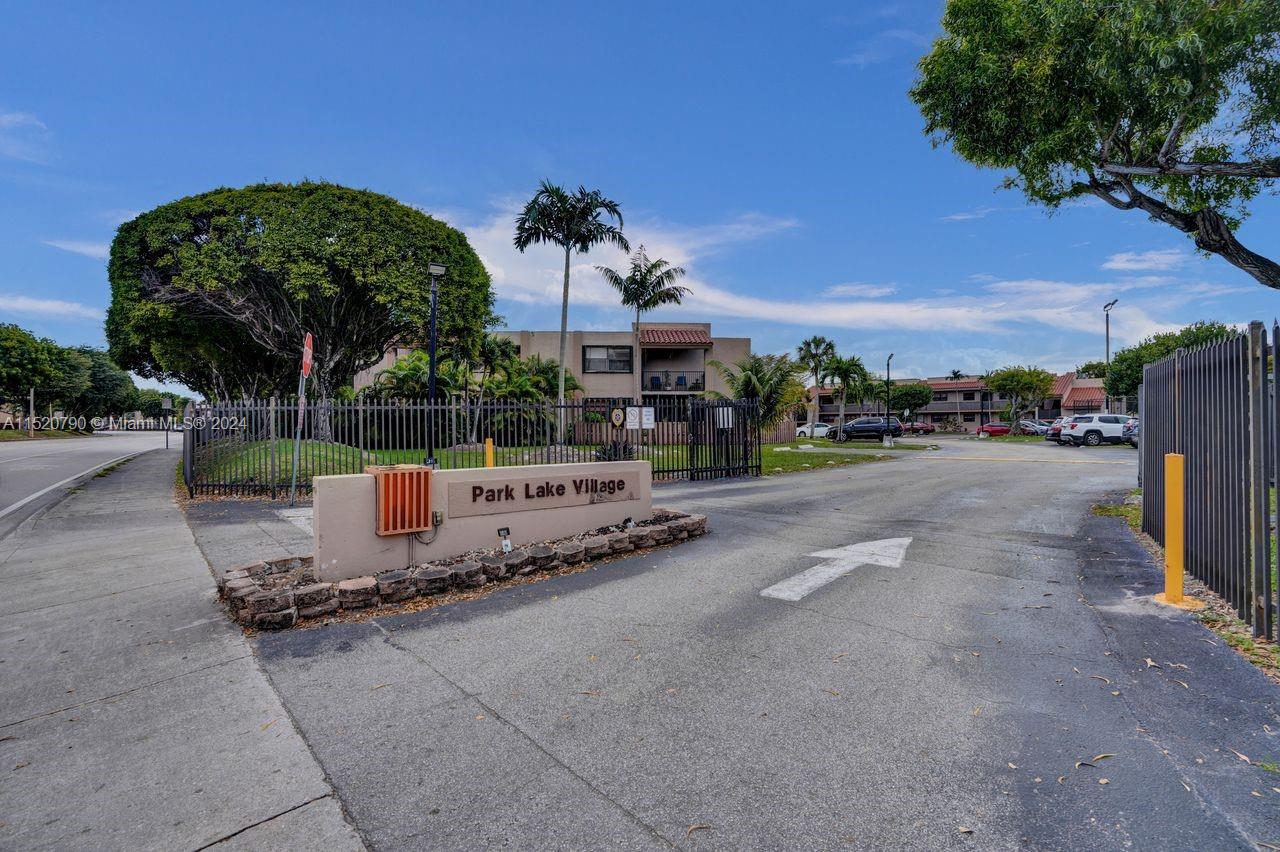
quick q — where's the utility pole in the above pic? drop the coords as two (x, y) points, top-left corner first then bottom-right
(424, 262), (446, 468)
(884, 353), (895, 448)
(1104, 299), (1119, 411)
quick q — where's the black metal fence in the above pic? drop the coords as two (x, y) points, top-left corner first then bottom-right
(182, 396), (761, 497)
(1140, 321), (1275, 640)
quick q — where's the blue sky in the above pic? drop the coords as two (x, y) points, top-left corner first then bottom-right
(2, 1), (1276, 393)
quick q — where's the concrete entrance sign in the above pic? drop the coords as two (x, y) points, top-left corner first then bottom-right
(313, 461), (652, 581)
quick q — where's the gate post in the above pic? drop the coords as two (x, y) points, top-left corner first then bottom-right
(1247, 321), (1271, 637)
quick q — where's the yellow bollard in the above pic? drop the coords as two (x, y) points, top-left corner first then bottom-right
(1154, 452), (1203, 610)
(484, 437), (495, 468)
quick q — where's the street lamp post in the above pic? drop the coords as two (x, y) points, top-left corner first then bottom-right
(425, 262), (446, 467)
(1103, 299), (1119, 411)
(884, 353), (895, 448)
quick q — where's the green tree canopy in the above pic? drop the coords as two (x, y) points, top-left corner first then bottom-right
(107, 181), (494, 400)
(1075, 360), (1109, 379)
(0, 324), (57, 410)
(986, 366), (1056, 423)
(912, 0), (1280, 288)
(889, 382), (935, 419)
(1105, 320), (1234, 398)
(64, 347), (137, 417)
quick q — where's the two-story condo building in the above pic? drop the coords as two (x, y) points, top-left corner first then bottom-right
(355, 323), (750, 406)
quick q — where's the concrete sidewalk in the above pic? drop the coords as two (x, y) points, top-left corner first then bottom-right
(0, 449), (363, 851)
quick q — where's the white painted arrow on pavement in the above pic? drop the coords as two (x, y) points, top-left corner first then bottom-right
(759, 538), (913, 601)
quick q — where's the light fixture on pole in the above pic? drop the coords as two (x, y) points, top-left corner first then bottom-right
(884, 353), (895, 448)
(1103, 299), (1119, 411)
(424, 262), (447, 467)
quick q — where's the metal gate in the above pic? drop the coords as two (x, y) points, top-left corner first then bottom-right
(688, 398), (761, 480)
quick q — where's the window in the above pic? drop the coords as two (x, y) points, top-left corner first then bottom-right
(932, 392), (949, 402)
(582, 345), (632, 373)
(963, 414), (975, 422)
(1072, 416), (1092, 424)
(931, 414), (946, 423)
(1100, 415), (1125, 424)
(962, 392), (976, 401)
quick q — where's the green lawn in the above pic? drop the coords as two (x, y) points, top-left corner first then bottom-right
(762, 442), (907, 475)
(193, 436), (907, 492)
(0, 429), (85, 442)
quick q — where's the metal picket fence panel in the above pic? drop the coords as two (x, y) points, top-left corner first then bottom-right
(182, 396), (762, 497)
(1139, 321), (1275, 640)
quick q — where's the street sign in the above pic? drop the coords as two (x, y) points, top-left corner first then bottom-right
(610, 407), (626, 428)
(641, 406), (655, 430)
(301, 332), (313, 378)
(625, 406), (641, 429)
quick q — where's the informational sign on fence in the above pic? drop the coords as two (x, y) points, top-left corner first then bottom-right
(641, 406), (655, 430)
(611, 407), (626, 428)
(625, 406), (641, 429)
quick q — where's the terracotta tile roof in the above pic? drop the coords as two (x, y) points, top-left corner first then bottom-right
(639, 327), (712, 346)
(1051, 372), (1075, 397)
(1063, 385), (1106, 409)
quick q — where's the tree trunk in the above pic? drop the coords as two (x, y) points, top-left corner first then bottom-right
(811, 371), (821, 435)
(556, 246), (571, 443)
(635, 306), (642, 403)
(1191, 208), (1280, 290)
(837, 397), (846, 442)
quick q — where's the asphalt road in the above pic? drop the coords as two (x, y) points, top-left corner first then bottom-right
(0, 432), (168, 540)
(250, 440), (1279, 850)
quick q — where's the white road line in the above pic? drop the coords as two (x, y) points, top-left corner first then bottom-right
(761, 537), (912, 602)
(0, 451), (148, 522)
(0, 448), (78, 465)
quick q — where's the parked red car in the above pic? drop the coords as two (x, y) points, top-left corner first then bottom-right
(904, 420), (936, 435)
(978, 422), (1011, 436)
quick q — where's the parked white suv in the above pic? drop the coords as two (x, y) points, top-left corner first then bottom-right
(1063, 413), (1128, 446)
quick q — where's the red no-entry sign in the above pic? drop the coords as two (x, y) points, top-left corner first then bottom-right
(301, 332), (313, 377)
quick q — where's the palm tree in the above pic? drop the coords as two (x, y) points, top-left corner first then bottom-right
(796, 336), (836, 429)
(513, 181), (629, 432)
(372, 351), (433, 397)
(706, 353), (807, 429)
(948, 369), (966, 381)
(821, 355), (870, 442)
(596, 246), (689, 399)
(468, 334), (519, 442)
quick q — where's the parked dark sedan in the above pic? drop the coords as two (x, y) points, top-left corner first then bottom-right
(837, 416), (904, 440)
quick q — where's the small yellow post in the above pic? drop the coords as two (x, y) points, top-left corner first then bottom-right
(484, 437), (495, 468)
(1155, 452), (1203, 610)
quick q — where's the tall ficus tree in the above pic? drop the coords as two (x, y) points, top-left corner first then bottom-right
(796, 336), (837, 428)
(107, 182), (494, 401)
(911, 0), (1280, 288)
(985, 366), (1056, 425)
(595, 245), (690, 399)
(513, 181), (629, 425)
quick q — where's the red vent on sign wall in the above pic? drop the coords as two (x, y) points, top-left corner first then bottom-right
(367, 465), (432, 536)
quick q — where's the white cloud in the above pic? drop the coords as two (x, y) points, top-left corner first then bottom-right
(0, 111), (51, 163)
(835, 28), (930, 68)
(43, 240), (110, 261)
(454, 197), (1243, 357)
(940, 206), (1001, 222)
(1101, 249), (1190, 271)
(823, 283), (898, 298)
(0, 294), (102, 321)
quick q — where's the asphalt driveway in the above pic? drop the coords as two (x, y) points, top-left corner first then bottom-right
(249, 441), (1277, 849)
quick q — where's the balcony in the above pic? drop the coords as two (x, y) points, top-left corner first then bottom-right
(642, 370), (705, 392)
